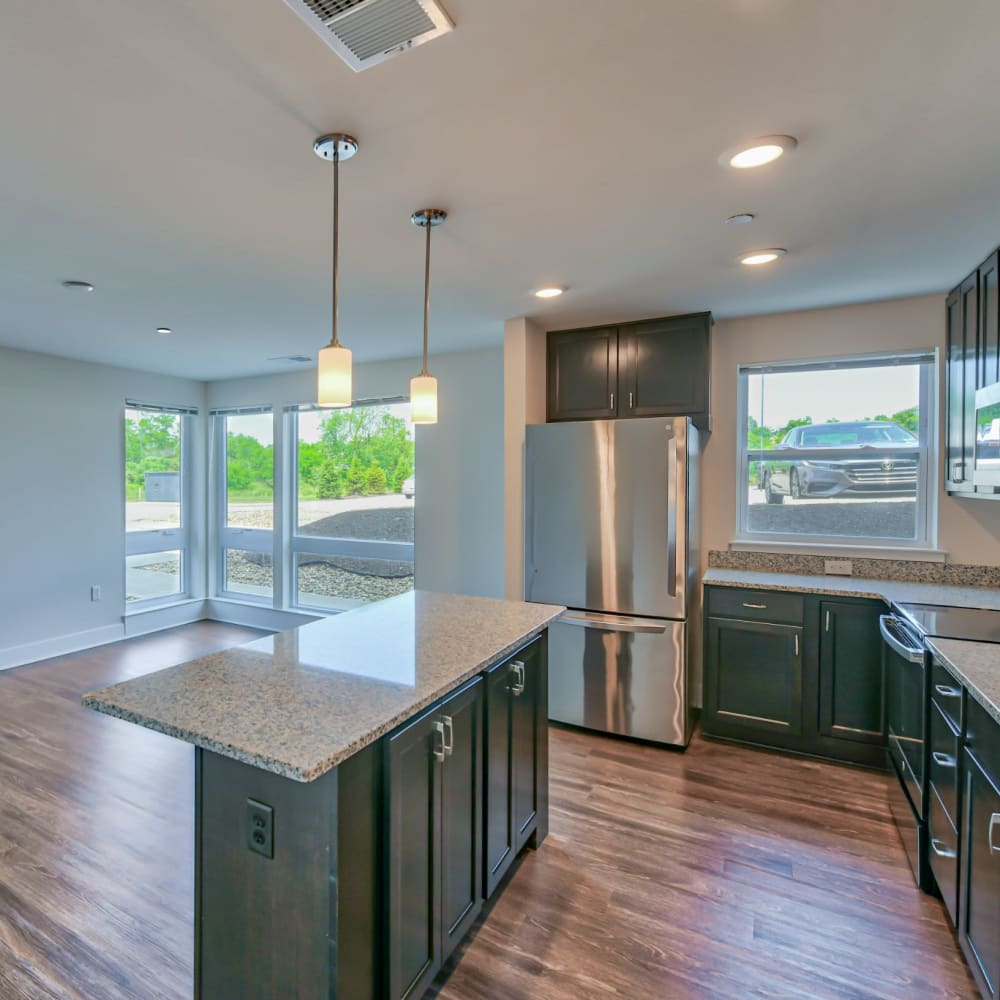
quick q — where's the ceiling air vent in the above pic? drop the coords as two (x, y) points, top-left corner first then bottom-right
(282, 0), (454, 71)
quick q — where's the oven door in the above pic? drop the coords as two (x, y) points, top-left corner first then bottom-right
(880, 614), (928, 819)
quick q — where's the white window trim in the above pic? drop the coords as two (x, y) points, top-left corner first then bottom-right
(124, 406), (195, 612)
(733, 350), (939, 551)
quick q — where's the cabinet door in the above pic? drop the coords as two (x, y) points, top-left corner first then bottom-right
(980, 251), (999, 390)
(439, 679), (483, 962)
(961, 748), (1000, 998)
(483, 659), (515, 898)
(385, 708), (442, 1000)
(946, 275), (979, 492)
(704, 617), (803, 737)
(818, 601), (886, 745)
(512, 641), (541, 853)
(546, 328), (619, 420)
(619, 314), (711, 423)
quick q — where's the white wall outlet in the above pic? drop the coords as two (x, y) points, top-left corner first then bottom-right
(91, 585), (101, 602)
(824, 560), (853, 577)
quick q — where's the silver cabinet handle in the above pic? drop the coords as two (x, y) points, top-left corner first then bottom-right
(441, 715), (454, 757)
(934, 684), (961, 700)
(954, 461), (966, 484)
(432, 720), (446, 763)
(932, 751), (956, 769)
(628, 390), (634, 409)
(509, 661), (526, 696)
(930, 838), (957, 859)
(743, 602), (767, 609)
(610, 392), (614, 410)
(990, 813), (1000, 853)
(825, 610), (831, 632)
(794, 634), (800, 657)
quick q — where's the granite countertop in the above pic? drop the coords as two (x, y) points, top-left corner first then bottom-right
(83, 591), (564, 782)
(703, 568), (1000, 612)
(928, 638), (1000, 726)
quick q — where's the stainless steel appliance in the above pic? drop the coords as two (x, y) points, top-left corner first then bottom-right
(524, 417), (699, 746)
(881, 602), (1000, 891)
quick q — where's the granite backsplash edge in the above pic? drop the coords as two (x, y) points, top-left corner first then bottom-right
(707, 550), (1000, 588)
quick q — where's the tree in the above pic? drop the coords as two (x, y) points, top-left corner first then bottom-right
(363, 462), (388, 495)
(316, 461), (345, 499)
(346, 456), (365, 495)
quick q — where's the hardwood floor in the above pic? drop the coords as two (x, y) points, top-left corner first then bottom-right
(0, 625), (979, 999)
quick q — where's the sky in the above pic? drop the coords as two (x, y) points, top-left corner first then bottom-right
(747, 365), (920, 428)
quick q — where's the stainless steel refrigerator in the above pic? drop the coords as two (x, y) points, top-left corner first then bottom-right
(524, 417), (700, 746)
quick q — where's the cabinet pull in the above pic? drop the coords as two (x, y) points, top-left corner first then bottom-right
(932, 751), (956, 769)
(742, 602), (767, 609)
(825, 610), (831, 632)
(610, 392), (615, 411)
(431, 721), (446, 763)
(628, 390), (634, 409)
(934, 684), (961, 700)
(510, 661), (526, 697)
(930, 838), (957, 859)
(441, 715), (454, 757)
(953, 461), (965, 484)
(794, 634), (800, 657)
(990, 814), (1000, 854)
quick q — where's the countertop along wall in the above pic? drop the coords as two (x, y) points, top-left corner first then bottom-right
(702, 293), (1000, 571)
(204, 346), (505, 602)
(0, 346), (207, 663)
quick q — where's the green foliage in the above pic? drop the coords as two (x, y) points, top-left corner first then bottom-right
(346, 456), (365, 495)
(226, 433), (273, 500)
(391, 456), (413, 492)
(316, 461), (346, 499)
(124, 412), (181, 500)
(363, 462), (388, 495)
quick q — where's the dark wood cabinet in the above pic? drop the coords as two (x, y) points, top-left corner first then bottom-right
(547, 312), (711, 429)
(979, 251), (1000, 391)
(704, 617), (803, 740)
(817, 600), (886, 745)
(483, 637), (544, 897)
(385, 678), (483, 1000)
(703, 587), (888, 767)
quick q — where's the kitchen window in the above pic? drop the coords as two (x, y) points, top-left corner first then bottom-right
(736, 352), (937, 550)
(290, 399), (414, 612)
(124, 401), (196, 607)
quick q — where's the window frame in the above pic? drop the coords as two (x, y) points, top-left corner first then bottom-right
(289, 400), (414, 614)
(734, 351), (938, 551)
(124, 402), (195, 611)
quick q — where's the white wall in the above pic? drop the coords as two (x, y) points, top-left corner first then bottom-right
(704, 294), (1000, 566)
(205, 346), (506, 600)
(0, 346), (206, 661)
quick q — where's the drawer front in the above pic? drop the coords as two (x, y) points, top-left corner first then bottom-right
(931, 659), (964, 733)
(928, 786), (959, 928)
(929, 700), (961, 828)
(706, 587), (804, 625)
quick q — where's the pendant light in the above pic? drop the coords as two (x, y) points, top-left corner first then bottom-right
(314, 133), (359, 407)
(410, 208), (447, 424)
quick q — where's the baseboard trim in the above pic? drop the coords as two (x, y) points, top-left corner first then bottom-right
(124, 600), (210, 638)
(204, 599), (322, 632)
(0, 624), (126, 671)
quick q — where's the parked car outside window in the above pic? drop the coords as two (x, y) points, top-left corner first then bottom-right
(402, 476), (415, 500)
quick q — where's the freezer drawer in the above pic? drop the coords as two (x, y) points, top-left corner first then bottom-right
(548, 613), (688, 746)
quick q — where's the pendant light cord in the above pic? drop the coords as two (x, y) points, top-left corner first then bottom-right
(421, 219), (431, 376)
(331, 148), (340, 349)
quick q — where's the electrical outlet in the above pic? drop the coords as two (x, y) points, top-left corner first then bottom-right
(90, 585), (101, 602)
(824, 560), (853, 576)
(247, 799), (274, 859)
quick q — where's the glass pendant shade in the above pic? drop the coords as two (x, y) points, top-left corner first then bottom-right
(317, 343), (353, 407)
(410, 373), (438, 424)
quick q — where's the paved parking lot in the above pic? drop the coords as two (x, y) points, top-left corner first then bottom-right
(747, 489), (916, 538)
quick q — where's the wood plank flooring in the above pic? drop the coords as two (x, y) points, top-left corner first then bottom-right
(0, 624), (979, 999)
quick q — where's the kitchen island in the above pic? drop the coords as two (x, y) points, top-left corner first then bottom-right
(83, 590), (563, 1000)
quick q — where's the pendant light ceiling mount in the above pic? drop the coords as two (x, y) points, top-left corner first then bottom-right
(313, 134), (359, 162)
(411, 208), (447, 228)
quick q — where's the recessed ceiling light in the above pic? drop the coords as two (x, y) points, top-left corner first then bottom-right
(725, 213), (755, 225)
(740, 248), (787, 266)
(62, 280), (94, 292)
(155, 327), (171, 335)
(720, 135), (797, 169)
(534, 286), (566, 299)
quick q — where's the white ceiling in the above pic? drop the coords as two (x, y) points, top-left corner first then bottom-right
(3, 0), (1000, 380)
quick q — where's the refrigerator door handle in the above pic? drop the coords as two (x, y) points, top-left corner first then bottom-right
(560, 612), (668, 635)
(666, 432), (677, 597)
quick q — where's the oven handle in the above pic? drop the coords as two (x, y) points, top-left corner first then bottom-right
(879, 615), (925, 664)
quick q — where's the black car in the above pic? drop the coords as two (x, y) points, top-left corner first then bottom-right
(758, 421), (918, 505)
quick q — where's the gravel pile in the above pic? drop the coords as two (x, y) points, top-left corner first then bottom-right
(747, 500), (916, 538)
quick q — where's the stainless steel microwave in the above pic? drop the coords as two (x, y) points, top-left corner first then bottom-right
(973, 382), (1000, 491)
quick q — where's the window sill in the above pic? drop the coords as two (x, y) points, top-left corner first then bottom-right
(124, 595), (201, 618)
(728, 540), (947, 563)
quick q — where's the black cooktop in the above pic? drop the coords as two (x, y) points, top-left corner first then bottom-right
(897, 603), (1000, 644)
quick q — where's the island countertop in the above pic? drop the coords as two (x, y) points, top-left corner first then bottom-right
(83, 591), (564, 782)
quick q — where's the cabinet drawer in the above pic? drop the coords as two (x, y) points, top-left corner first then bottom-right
(929, 699), (961, 828)
(931, 659), (964, 733)
(706, 587), (804, 625)
(928, 786), (959, 928)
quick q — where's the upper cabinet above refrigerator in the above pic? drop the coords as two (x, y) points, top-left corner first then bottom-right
(546, 312), (712, 431)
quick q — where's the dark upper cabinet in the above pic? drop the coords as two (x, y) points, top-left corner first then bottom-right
(547, 312), (712, 429)
(817, 600), (886, 745)
(385, 677), (483, 1000)
(945, 273), (979, 492)
(546, 327), (619, 420)
(979, 251), (999, 391)
(704, 617), (803, 739)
